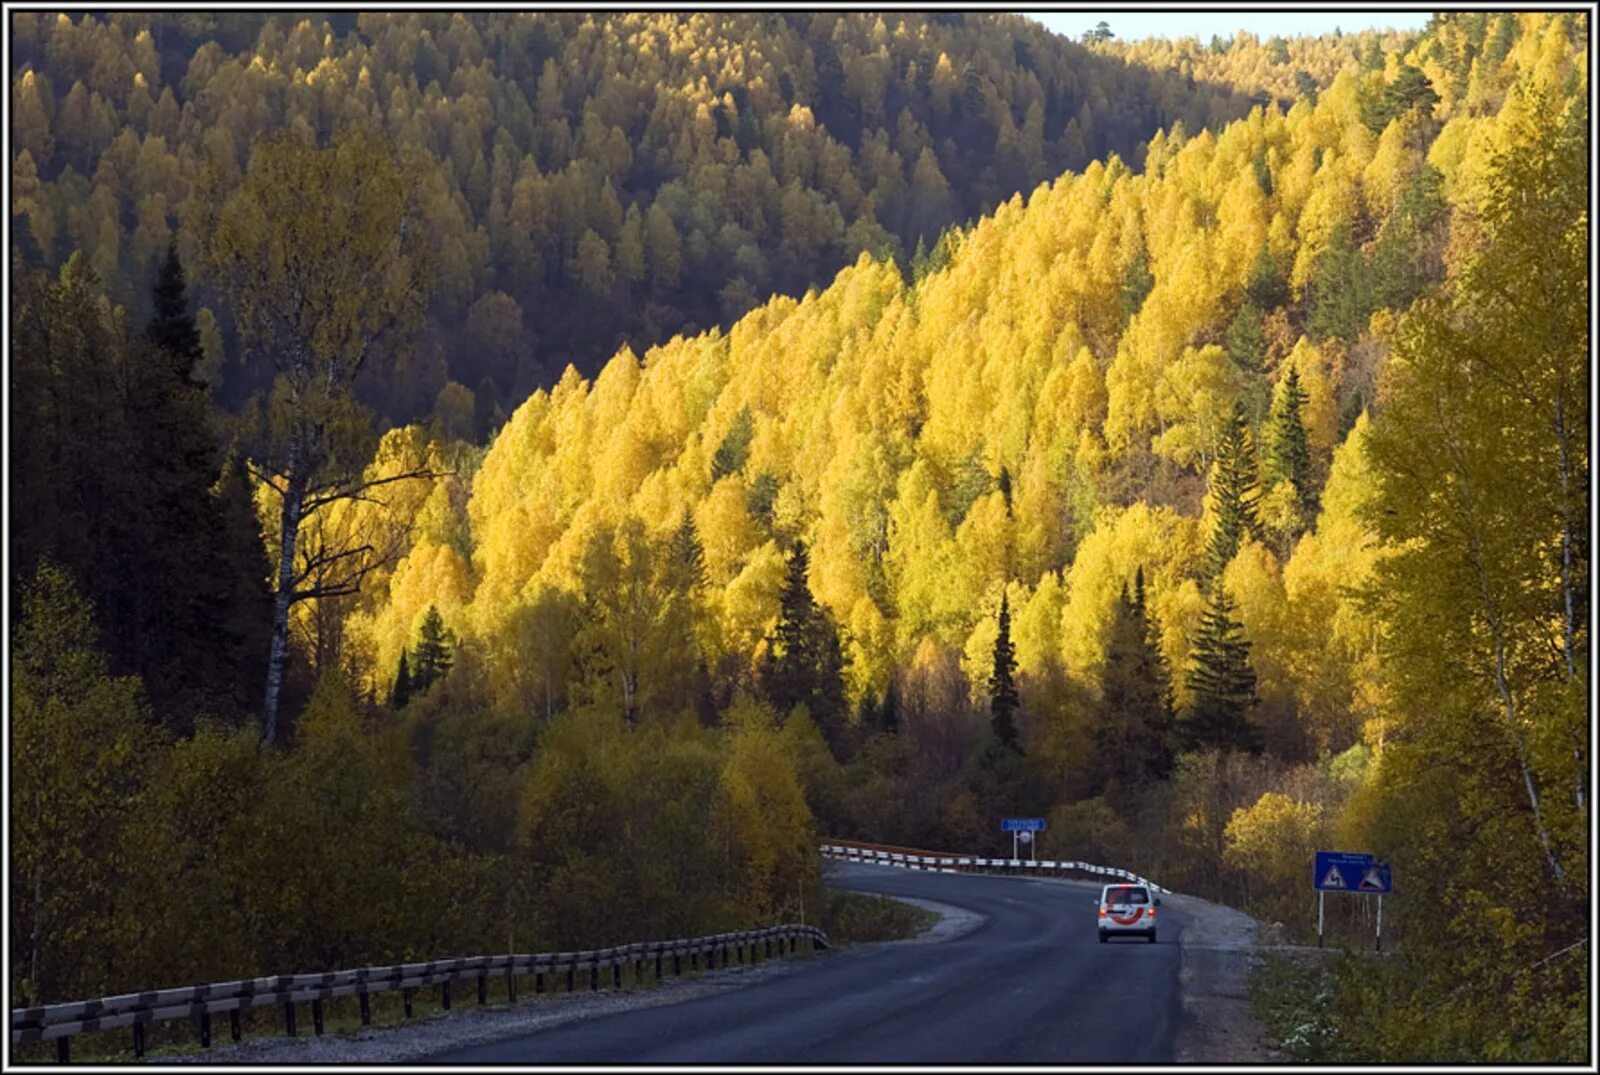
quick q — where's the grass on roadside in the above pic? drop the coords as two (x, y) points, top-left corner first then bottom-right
(1249, 951), (1357, 1062)
(821, 890), (939, 946)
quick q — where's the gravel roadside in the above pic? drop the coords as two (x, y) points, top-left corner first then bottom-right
(1161, 891), (1279, 1063)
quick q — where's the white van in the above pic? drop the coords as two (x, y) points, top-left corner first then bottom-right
(1096, 883), (1159, 943)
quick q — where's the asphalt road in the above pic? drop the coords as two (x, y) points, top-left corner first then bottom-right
(430, 861), (1187, 1064)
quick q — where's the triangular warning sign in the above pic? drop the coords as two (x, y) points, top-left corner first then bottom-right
(1322, 865), (1346, 889)
(1359, 867), (1384, 891)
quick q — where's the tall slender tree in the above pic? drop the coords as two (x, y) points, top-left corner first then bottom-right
(1181, 585), (1260, 752)
(760, 540), (849, 754)
(411, 606), (455, 692)
(1093, 569), (1174, 803)
(1264, 363), (1313, 509)
(988, 592), (1021, 751)
(1201, 402), (1263, 584)
(198, 129), (433, 743)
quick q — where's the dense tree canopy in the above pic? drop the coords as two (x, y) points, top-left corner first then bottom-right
(8, 12), (1587, 1062)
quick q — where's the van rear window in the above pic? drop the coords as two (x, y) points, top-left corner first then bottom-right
(1106, 886), (1147, 904)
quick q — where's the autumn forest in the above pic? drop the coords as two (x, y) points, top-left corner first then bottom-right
(8, 11), (1589, 1062)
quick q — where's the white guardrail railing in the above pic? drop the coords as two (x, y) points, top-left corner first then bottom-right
(819, 841), (1169, 895)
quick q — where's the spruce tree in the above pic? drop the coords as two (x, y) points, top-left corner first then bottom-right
(760, 541), (849, 753)
(1092, 574), (1174, 805)
(146, 241), (205, 385)
(988, 592), (1021, 751)
(412, 606), (455, 691)
(665, 509), (706, 593)
(880, 677), (900, 735)
(1201, 403), (1263, 583)
(1265, 364), (1313, 510)
(392, 649), (413, 709)
(1181, 585), (1260, 752)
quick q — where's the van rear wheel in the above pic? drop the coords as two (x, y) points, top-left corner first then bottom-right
(1098, 930), (1107, 943)
(1147, 930), (1157, 944)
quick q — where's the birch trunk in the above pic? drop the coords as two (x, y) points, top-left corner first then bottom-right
(262, 469), (307, 744)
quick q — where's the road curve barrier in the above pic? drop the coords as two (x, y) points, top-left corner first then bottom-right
(11, 923), (828, 1062)
(820, 839), (1169, 895)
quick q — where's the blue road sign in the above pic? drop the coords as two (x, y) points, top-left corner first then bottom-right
(1001, 818), (1046, 832)
(1314, 850), (1373, 891)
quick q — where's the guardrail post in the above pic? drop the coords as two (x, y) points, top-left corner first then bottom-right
(56, 1038), (69, 1063)
(478, 975), (487, 1005)
(199, 1010), (212, 1048)
(612, 961), (621, 989)
(230, 1008), (242, 1042)
(441, 980), (452, 1010)
(656, 952), (663, 980)
(284, 1001), (297, 1036)
(359, 991), (371, 1025)
(402, 988), (414, 1019)
(673, 952), (681, 976)
(589, 964), (598, 992)
(506, 967), (517, 1003)
(312, 998), (324, 1036)
(133, 1019), (146, 1058)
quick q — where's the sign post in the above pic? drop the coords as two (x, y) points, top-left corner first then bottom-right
(1313, 851), (1391, 949)
(1001, 818), (1045, 864)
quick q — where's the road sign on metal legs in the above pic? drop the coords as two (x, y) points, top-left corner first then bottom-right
(1312, 850), (1392, 950)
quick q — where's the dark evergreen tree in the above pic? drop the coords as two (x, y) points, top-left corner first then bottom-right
(1265, 364), (1314, 511)
(1201, 403), (1263, 583)
(1225, 300), (1268, 372)
(1119, 246), (1154, 323)
(146, 241), (205, 385)
(1091, 574), (1174, 806)
(13, 248), (268, 729)
(710, 406), (754, 480)
(392, 649), (414, 709)
(880, 676), (900, 735)
(1308, 220), (1375, 342)
(760, 540), (849, 755)
(1181, 585), (1260, 752)
(665, 509), (706, 593)
(412, 605), (455, 691)
(988, 592), (1021, 752)
(997, 465), (1013, 517)
(210, 453), (275, 715)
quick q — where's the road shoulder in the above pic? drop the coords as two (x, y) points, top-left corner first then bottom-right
(1165, 892), (1277, 1062)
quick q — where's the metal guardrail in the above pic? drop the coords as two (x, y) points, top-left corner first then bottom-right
(819, 840), (1170, 894)
(11, 924), (828, 1062)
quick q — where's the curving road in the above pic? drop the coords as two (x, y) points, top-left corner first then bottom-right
(430, 861), (1187, 1064)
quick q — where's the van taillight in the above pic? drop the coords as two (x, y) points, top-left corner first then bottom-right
(1098, 907), (1106, 918)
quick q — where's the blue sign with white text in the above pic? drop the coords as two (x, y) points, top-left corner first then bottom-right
(1314, 850), (1391, 893)
(1001, 818), (1046, 832)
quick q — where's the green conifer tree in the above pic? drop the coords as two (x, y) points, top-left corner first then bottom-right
(412, 606), (455, 692)
(1265, 364), (1313, 509)
(1202, 403), (1263, 583)
(988, 592), (1021, 751)
(392, 649), (413, 709)
(1091, 572), (1174, 806)
(760, 540), (849, 754)
(1181, 585), (1260, 752)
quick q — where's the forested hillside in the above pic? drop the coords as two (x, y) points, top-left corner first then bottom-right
(11, 10), (1284, 429)
(10, 10), (1588, 1063)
